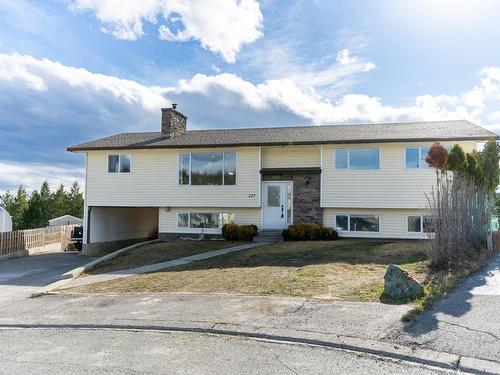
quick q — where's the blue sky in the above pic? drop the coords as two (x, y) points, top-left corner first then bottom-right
(1, 0), (500, 193)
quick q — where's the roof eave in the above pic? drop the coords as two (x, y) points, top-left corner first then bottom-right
(66, 135), (498, 152)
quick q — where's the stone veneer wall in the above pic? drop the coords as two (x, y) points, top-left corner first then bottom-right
(261, 170), (322, 225)
(161, 108), (187, 138)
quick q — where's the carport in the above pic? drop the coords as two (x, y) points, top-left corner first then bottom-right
(84, 207), (158, 255)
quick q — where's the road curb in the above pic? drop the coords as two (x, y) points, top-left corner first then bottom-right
(1, 321), (498, 374)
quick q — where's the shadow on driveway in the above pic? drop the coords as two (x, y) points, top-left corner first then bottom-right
(402, 253), (500, 337)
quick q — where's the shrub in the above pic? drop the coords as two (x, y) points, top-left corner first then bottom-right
(221, 224), (258, 241)
(282, 223), (338, 241)
(318, 226), (339, 240)
(239, 225), (258, 241)
(221, 224), (240, 241)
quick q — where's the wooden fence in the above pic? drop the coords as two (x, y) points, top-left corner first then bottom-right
(0, 225), (75, 257)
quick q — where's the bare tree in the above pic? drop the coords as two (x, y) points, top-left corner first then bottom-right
(426, 142), (496, 269)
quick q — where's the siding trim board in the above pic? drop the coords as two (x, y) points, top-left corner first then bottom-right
(260, 167), (322, 175)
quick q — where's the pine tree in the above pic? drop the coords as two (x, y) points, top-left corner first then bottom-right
(479, 140), (500, 193)
(67, 181), (84, 218)
(39, 181), (52, 224)
(51, 184), (68, 218)
(446, 144), (468, 175)
(23, 190), (44, 229)
(13, 186), (29, 230)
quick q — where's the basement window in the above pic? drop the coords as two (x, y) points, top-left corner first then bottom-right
(177, 212), (235, 228)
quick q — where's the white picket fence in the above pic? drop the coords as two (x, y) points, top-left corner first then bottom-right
(0, 225), (75, 257)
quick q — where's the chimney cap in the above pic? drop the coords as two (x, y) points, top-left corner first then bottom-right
(172, 103), (177, 110)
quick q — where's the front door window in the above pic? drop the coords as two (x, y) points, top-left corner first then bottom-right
(263, 182), (293, 229)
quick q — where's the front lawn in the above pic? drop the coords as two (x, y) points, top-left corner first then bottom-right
(72, 239), (433, 300)
(87, 240), (245, 275)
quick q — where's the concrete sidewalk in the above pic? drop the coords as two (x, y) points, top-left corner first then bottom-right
(1, 292), (498, 373)
(51, 242), (263, 291)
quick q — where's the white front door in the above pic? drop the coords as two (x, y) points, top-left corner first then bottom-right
(262, 182), (293, 229)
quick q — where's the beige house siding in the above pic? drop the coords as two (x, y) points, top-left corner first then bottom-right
(85, 147), (261, 208)
(262, 146), (320, 168)
(321, 141), (477, 209)
(159, 207), (261, 234)
(323, 208), (429, 239)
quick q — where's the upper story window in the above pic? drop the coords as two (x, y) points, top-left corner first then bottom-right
(335, 148), (380, 170)
(178, 152), (236, 185)
(108, 154), (131, 173)
(405, 147), (430, 169)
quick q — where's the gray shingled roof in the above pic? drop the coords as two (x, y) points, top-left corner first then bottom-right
(67, 120), (498, 152)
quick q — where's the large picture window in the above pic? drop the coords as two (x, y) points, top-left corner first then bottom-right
(335, 148), (380, 170)
(178, 152), (236, 185)
(334, 214), (380, 232)
(177, 212), (235, 228)
(108, 154), (131, 173)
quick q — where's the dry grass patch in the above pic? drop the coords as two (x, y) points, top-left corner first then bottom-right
(71, 239), (432, 301)
(87, 240), (245, 275)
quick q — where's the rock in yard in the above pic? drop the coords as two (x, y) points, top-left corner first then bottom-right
(383, 264), (424, 300)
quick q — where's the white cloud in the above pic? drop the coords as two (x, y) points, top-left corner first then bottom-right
(166, 72), (494, 124)
(1, 52), (499, 127)
(1, 52), (499, 192)
(70, 0), (263, 63)
(0, 53), (169, 111)
(336, 48), (357, 65)
(0, 160), (84, 194)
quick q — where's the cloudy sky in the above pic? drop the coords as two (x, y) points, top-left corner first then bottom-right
(1, 0), (500, 193)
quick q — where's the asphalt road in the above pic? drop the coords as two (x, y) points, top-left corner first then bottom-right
(388, 253), (500, 362)
(0, 253), (93, 303)
(0, 328), (447, 375)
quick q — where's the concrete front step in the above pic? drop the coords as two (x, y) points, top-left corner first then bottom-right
(253, 230), (283, 243)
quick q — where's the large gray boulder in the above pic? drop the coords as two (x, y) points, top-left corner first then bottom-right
(383, 264), (424, 300)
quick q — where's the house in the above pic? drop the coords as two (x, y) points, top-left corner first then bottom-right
(68, 106), (497, 254)
(48, 214), (82, 227)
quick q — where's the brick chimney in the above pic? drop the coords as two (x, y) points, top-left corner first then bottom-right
(161, 104), (187, 138)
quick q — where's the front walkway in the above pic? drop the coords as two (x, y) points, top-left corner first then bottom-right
(55, 242), (263, 291)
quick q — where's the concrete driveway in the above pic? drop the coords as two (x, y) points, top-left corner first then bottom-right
(388, 253), (500, 362)
(0, 253), (93, 303)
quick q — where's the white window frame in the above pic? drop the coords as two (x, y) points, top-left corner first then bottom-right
(176, 212), (236, 229)
(177, 151), (237, 186)
(107, 154), (132, 174)
(350, 214), (380, 233)
(406, 214), (434, 233)
(334, 147), (381, 170)
(404, 147), (430, 169)
(406, 215), (423, 233)
(334, 213), (381, 233)
(404, 145), (452, 169)
(334, 213), (350, 232)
